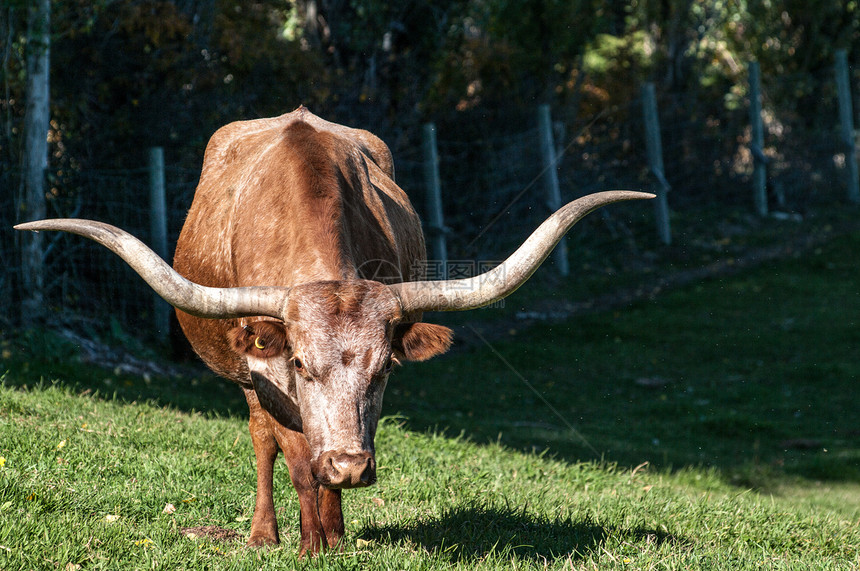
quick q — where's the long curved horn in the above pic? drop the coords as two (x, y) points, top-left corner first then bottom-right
(390, 190), (654, 313)
(14, 219), (289, 320)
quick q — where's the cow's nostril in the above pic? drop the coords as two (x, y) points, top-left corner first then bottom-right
(359, 456), (375, 484)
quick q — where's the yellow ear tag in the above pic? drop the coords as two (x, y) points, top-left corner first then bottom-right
(254, 337), (266, 350)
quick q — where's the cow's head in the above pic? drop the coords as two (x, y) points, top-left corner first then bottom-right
(225, 280), (451, 488)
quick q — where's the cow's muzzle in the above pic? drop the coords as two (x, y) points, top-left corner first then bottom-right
(313, 451), (376, 489)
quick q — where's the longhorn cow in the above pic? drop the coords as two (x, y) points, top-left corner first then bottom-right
(16, 107), (652, 555)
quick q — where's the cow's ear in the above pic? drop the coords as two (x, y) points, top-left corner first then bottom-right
(392, 322), (453, 362)
(228, 321), (290, 359)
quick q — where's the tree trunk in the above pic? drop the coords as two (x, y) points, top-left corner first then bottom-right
(19, 0), (50, 323)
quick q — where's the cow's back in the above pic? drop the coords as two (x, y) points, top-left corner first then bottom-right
(173, 108), (425, 383)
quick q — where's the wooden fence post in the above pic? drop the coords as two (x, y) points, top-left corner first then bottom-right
(537, 104), (569, 276)
(148, 147), (170, 338)
(641, 82), (672, 245)
(422, 123), (448, 273)
(748, 61), (768, 216)
(835, 49), (859, 203)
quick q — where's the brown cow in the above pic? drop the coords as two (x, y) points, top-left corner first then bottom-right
(16, 107), (652, 555)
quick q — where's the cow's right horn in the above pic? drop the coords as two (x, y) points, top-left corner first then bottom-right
(390, 190), (654, 313)
(14, 219), (290, 320)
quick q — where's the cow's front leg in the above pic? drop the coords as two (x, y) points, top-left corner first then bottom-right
(244, 389), (280, 546)
(317, 485), (344, 548)
(270, 423), (345, 556)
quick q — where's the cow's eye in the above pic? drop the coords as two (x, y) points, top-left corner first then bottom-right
(292, 357), (304, 372)
(382, 356), (393, 374)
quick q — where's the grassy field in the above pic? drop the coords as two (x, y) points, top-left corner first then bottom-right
(1, 229), (859, 569)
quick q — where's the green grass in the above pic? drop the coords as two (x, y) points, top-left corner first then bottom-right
(389, 231), (860, 487)
(0, 387), (858, 569)
(1, 230), (860, 569)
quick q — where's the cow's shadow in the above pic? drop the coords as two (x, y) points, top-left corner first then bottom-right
(357, 502), (686, 563)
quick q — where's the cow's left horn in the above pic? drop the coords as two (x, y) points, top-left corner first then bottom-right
(390, 190), (654, 313)
(14, 219), (289, 320)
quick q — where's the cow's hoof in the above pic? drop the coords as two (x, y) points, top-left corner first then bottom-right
(247, 533), (279, 547)
(298, 540), (327, 559)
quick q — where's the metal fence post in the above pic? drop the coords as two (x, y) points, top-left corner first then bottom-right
(835, 49), (859, 203)
(537, 104), (569, 276)
(422, 123), (448, 274)
(748, 61), (768, 216)
(148, 147), (170, 338)
(641, 82), (672, 245)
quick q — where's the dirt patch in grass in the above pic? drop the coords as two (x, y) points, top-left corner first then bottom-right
(181, 526), (244, 543)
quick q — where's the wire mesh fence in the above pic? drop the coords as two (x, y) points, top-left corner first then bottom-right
(2, 165), (199, 337)
(2, 68), (857, 342)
